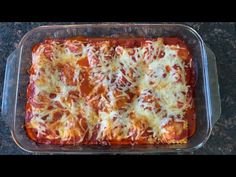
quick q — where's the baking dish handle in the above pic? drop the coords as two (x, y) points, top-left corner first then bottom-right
(205, 45), (221, 126)
(1, 49), (20, 126)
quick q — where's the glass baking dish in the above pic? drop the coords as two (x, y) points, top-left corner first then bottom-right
(1, 23), (221, 154)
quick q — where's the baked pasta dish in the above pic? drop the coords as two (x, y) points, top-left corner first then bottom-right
(25, 37), (196, 145)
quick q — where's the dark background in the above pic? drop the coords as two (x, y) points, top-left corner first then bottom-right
(0, 22), (235, 154)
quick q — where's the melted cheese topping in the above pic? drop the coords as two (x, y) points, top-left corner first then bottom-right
(26, 37), (194, 145)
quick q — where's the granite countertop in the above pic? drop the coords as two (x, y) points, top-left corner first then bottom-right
(0, 22), (235, 155)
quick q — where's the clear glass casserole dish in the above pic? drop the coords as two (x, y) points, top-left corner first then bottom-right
(1, 23), (221, 154)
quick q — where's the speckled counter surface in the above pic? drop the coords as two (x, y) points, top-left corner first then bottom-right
(0, 22), (235, 155)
